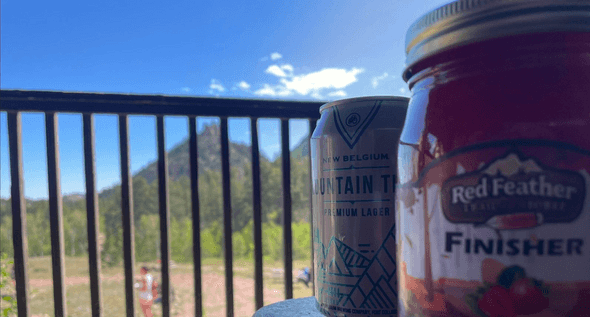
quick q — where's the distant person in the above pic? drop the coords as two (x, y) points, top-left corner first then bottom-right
(297, 267), (311, 287)
(135, 266), (157, 317)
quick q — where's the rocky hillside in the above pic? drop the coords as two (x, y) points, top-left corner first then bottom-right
(135, 124), (254, 184)
(99, 125), (311, 199)
(290, 135), (310, 160)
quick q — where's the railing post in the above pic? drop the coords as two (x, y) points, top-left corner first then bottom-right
(83, 114), (103, 317)
(280, 119), (293, 299)
(308, 119), (317, 296)
(250, 118), (264, 309)
(118, 115), (136, 317)
(7, 112), (31, 317)
(188, 117), (203, 317)
(157, 116), (171, 317)
(45, 112), (67, 317)
(220, 117), (234, 317)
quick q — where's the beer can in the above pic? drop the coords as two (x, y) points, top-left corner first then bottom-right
(311, 96), (409, 317)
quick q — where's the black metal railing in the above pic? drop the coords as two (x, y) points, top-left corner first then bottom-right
(1, 89), (322, 317)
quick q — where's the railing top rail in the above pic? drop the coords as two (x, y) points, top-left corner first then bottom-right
(0, 89), (325, 119)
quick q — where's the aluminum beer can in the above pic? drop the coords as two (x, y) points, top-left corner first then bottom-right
(312, 96), (409, 317)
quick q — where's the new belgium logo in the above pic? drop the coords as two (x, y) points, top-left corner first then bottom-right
(441, 152), (586, 229)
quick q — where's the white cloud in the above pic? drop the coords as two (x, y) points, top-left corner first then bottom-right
(260, 52), (283, 62)
(216, 55), (364, 100)
(265, 64), (294, 78)
(328, 90), (347, 98)
(399, 87), (406, 94)
(270, 52), (282, 60)
(280, 67), (364, 96)
(372, 72), (389, 88)
(266, 65), (287, 77)
(255, 67), (363, 99)
(237, 81), (250, 91)
(209, 79), (225, 93)
(311, 91), (324, 100)
(254, 84), (277, 96)
(254, 84), (293, 97)
(181, 87), (191, 92)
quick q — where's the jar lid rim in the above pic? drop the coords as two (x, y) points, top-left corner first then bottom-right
(404, 0), (590, 81)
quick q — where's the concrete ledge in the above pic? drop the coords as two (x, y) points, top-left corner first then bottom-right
(253, 296), (323, 317)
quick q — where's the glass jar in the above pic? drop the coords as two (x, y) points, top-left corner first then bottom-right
(397, 1), (590, 316)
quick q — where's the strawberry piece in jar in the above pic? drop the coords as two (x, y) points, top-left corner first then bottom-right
(485, 213), (542, 230)
(477, 286), (516, 317)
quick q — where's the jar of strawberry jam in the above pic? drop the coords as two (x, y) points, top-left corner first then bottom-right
(396, 1), (590, 316)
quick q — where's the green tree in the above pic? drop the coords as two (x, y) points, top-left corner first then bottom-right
(292, 221), (311, 261)
(230, 164), (253, 233)
(63, 206), (87, 257)
(199, 170), (223, 229)
(262, 221), (283, 261)
(169, 175), (191, 222)
(99, 187), (123, 266)
(231, 220), (255, 259)
(291, 157), (311, 222)
(0, 216), (13, 258)
(133, 176), (157, 222)
(170, 218), (192, 262)
(201, 221), (222, 258)
(261, 159), (283, 225)
(0, 253), (17, 317)
(136, 214), (159, 262)
(0, 199), (13, 258)
(27, 211), (50, 257)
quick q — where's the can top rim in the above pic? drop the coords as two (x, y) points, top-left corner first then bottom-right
(319, 96), (410, 113)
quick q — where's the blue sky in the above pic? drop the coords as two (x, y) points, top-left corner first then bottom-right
(1, 0), (450, 199)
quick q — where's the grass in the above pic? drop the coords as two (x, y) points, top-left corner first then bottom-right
(17, 256), (313, 317)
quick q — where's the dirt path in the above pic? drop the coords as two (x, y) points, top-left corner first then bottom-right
(171, 272), (287, 317)
(29, 273), (125, 288)
(28, 270), (301, 317)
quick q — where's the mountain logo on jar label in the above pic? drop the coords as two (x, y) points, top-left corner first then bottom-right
(333, 101), (381, 149)
(441, 152), (586, 229)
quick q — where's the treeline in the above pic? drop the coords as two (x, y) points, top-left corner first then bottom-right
(0, 156), (312, 265)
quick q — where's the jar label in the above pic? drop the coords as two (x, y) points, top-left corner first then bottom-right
(397, 140), (590, 316)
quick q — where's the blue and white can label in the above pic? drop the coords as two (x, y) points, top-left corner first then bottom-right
(311, 96), (409, 317)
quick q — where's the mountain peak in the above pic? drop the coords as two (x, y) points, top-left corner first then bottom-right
(201, 124), (220, 138)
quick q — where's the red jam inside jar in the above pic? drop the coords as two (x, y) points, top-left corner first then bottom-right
(397, 2), (590, 316)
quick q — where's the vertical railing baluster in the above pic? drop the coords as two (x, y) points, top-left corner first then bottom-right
(157, 116), (171, 317)
(7, 112), (31, 317)
(250, 118), (264, 309)
(188, 117), (203, 317)
(280, 119), (293, 299)
(118, 115), (136, 317)
(83, 114), (103, 317)
(220, 117), (234, 317)
(45, 112), (67, 317)
(308, 119), (317, 295)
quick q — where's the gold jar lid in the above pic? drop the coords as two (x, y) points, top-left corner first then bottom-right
(403, 0), (590, 81)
